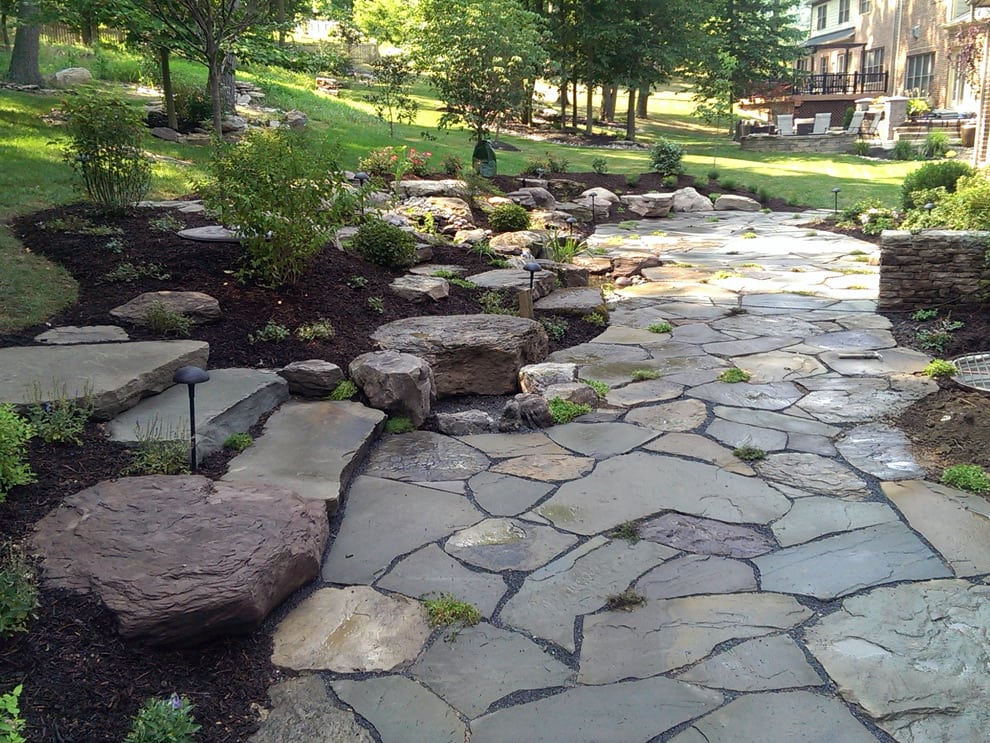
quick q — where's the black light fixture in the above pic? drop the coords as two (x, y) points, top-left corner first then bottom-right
(589, 192), (597, 223)
(831, 187), (841, 215)
(566, 216), (577, 234)
(354, 171), (370, 220)
(535, 167), (545, 180)
(524, 261), (541, 291)
(924, 201), (935, 212)
(172, 365), (210, 472)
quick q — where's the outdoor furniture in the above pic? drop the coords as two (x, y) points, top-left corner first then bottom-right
(776, 114), (794, 136)
(813, 112), (832, 135)
(847, 110), (865, 134)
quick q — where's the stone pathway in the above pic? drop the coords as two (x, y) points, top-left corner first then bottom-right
(250, 209), (990, 742)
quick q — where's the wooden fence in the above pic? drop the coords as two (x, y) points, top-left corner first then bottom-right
(40, 24), (127, 46)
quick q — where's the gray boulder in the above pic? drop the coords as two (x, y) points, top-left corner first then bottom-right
(372, 315), (549, 397)
(52, 67), (93, 88)
(621, 193), (673, 218)
(30, 475), (328, 646)
(519, 362), (579, 394)
(543, 382), (599, 407)
(672, 187), (715, 212)
(349, 350), (436, 426)
(499, 393), (552, 431)
(489, 230), (551, 257)
(396, 179), (468, 198)
(150, 127), (181, 142)
(537, 260), (589, 287)
(715, 194), (762, 211)
(468, 268), (557, 301)
(580, 186), (621, 204)
(278, 360), (344, 397)
(436, 410), (497, 435)
(110, 291), (221, 326)
(612, 255), (662, 278)
(390, 274), (449, 302)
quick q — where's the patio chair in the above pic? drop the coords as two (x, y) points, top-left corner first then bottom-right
(846, 110), (865, 134)
(776, 114), (794, 136)
(863, 114), (882, 139)
(813, 112), (832, 135)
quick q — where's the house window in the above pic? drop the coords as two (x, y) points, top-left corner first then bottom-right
(905, 52), (935, 95)
(816, 4), (827, 30)
(839, 0), (850, 23)
(859, 0), (871, 12)
(819, 56), (829, 74)
(863, 47), (884, 76)
(837, 53), (849, 73)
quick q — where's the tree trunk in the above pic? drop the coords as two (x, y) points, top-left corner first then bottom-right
(221, 52), (237, 114)
(601, 85), (616, 122)
(571, 79), (578, 128)
(6, 2), (42, 86)
(81, 23), (99, 47)
(521, 79), (535, 126)
(277, 0), (286, 46)
(625, 87), (637, 141)
(559, 77), (567, 124)
(159, 46), (178, 130)
(585, 85), (594, 135)
(1, 14), (10, 52)
(637, 84), (649, 119)
(207, 52), (224, 135)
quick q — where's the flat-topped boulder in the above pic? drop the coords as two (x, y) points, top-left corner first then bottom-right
(467, 268), (557, 300)
(107, 368), (289, 460)
(715, 194), (761, 211)
(390, 274), (449, 302)
(534, 287), (607, 316)
(372, 315), (549, 396)
(0, 340), (209, 419)
(489, 230), (551, 256)
(34, 325), (129, 344)
(177, 225), (241, 242)
(620, 192), (672, 218)
(672, 187), (714, 212)
(110, 291), (222, 325)
(395, 179), (468, 198)
(349, 350), (436, 426)
(278, 360), (344, 397)
(30, 475), (328, 646)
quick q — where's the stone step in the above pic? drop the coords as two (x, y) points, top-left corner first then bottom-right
(534, 287), (607, 316)
(0, 340), (209, 419)
(107, 368), (289, 460)
(223, 400), (386, 514)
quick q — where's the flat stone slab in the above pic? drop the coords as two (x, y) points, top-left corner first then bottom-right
(706, 418), (787, 452)
(470, 676), (723, 743)
(533, 287), (606, 315)
(590, 325), (670, 344)
(819, 347), (930, 375)
(669, 690), (878, 743)
(687, 380), (803, 410)
(711, 312), (822, 338)
(271, 586), (430, 672)
(639, 513), (776, 557)
(490, 454), (595, 482)
(804, 328), (897, 351)
(0, 340), (209, 419)
(444, 517), (577, 572)
(108, 368), (288, 460)
(702, 335), (801, 357)
(675, 635), (823, 691)
(533, 452), (790, 534)
(735, 350), (828, 382)
(545, 421), (658, 457)
(332, 676), (466, 743)
(797, 380), (936, 423)
(605, 378), (684, 407)
(712, 405), (840, 437)
(363, 431), (489, 482)
(390, 274), (449, 302)
(110, 290), (221, 326)
(624, 399), (708, 432)
(806, 579), (990, 741)
(579, 593), (812, 682)
(223, 400), (384, 513)
(411, 623), (574, 717)
(755, 452), (870, 500)
(771, 496), (900, 547)
(375, 544), (506, 618)
(177, 225), (241, 242)
(547, 341), (651, 365)
(754, 522), (952, 599)
(882, 479), (990, 576)
(459, 431), (567, 458)
(249, 675), (374, 743)
(642, 433), (754, 475)
(467, 268), (557, 300)
(500, 537), (677, 651)
(34, 325), (129, 344)
(636, 554), (757, 599)
(467, 471), (554, 516)
(323, 476), (483, 584)
(835, 423), (923, 480)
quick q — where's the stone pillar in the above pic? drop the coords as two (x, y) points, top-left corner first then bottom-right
(882, 96), (909, 142)
(855, 98), (873, 112)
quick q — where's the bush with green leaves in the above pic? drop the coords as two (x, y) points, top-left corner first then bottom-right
(521, 151), (569, 175)
(60, 92), (152, 212)
(200, 128), (354, 287)
(171, 82), (212, 126)
(852, 140), (871, 156)
(0, 684), (26, 743)
(385, 416), (415, 434)
(903, 173), (990, 230)
(327, 380), (359, 401)
(648, 138), (684, 178)
(0, 544), (38, 638)
(296, 319), (336, 341)
(548, 398), (592, 424)
(488, 203), (530, 233)
(350, 218), (417, 269)
(920, 130), (950, 160)
(924, 359), (957, 378)
(0, 405), (35, 501)
(890, 139), (916, 161)
(27, 383), (93, 446)
(900, 160), (974, 209)
(123, 420), (189, 476)
(145, 301), (193, 337)
(539, 315), (569, 341)
(941, 464), (990, 494)
(591, 157), (609, 174)
(248, 320), (290, 344)
(124, 694), (200, 743)
(223, 433), (253, 452)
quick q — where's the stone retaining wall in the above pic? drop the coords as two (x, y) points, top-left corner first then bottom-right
(739, 133), (856, 154)
(878, 230), (990, 311)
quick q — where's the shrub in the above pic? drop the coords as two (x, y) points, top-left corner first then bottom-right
(200, 128), (354, 287)
(124, 695), (201, 743)
(941, 464), (990, 493)
(61, 92), (152, 212)
(248, 320), (290, 343)
(104, 261), (171, 282)
(350, 218), (417, 269)
(591, 157), (609, 174)
(441, 154), (464, 176)
(890, 139), (916, 161)
(907, 173), (990, 230)
(479, 290), (515, 315)
(171, 82), (212, 126)
(223, 433), (253, 451)
(852, 140), (871, 156)
(921, 130), (950, 160)
(367, 296), (386, 314)
(548, 398), (592, 424)
(296, 318), (336, 341)
(545, 234), (583, 263)
(26, 383), (93, 445)
(0, 684), (26, 743)
(0, 405), (35, 501)
(145, 301), (193, 337)
(327, 380), (359, 401)
(521, 151), (569, 175)
(539, 316), (569, 341)
(0, 545), (38, 638)
(583, 310), (608, 326)
(900, 160), (974, 209)
(924, 359), (957, 378)
(648, 138), (684, 178)
(488, 203), (530, 232)
(907, 98), (931, 117)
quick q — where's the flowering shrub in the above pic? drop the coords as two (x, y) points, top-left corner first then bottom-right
(359, 146), (433, 179)
(124, 694), (200, 743)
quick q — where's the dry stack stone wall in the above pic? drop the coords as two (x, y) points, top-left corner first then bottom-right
(879, 230), (990, 311)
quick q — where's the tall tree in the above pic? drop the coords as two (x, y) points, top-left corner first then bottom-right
(415, 0), (546, 142)
(352, 0), (417, 46)
(6, 0), (42, 85)
(1, 0), (15, 50)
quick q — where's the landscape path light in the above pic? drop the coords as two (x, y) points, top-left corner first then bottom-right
(524, 261), (541, 292)
(831, 187), (841, 215)
(590, 192), (597, 223)
(172, 365), (210, 473)
(355, 171), (370, 219)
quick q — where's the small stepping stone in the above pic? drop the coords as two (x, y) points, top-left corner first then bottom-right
(444, 518), (577, 572)
(636, 554), (757, 599)
(675, 635), (824, 691)
(363, 431), (490, 482)
(250, 676), (374, 743)
(34, 325), (129, 344)
(332, 676), (466, 743)
(534, 287), (606, 316)
(639, 513), (775, 557)
(177, 225), (241, 242)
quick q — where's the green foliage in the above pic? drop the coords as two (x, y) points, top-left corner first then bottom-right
(605, 588), (645, 611)
(591, 157), (609, 174)
(741, 231), (757, 239)
(346, 274), (369, 289)
(901, 160), (975, 209)
(941, 464), (990, 494)
(200, 128), (353, 287)
(521, 151), (569, 175)
(479, 290), (515, 315)
(630, 369), (661, 382)
(124, 695), (201, 743)
(545, 233), (584, 263)
(648, 138), (685, 178)
(906, 98), (931, 117)
(548, 397), (592, 424)
(328, 380), (359, 401)
(26, 383), (93, 445)
(0, 544), (38, 639)
(249, 320), (291, 343)
(539, 315), (569, 341)
(449, 278), (477, 290)
(60, 92), (152, 212)
(124, 421), (189, 477)
(148, 214), (184, 233)
(912, 308), (939, 321)
(366, 296), (385, 314)
(103, 261), (171, 283)
(223, 433), (254, 452)
(296, 319), (336, 341)
(350, 218), (417, 269)
(733, 445), (766, 461)
(582, 310), (608, 326)
(488, 203), (530, 232)
(422, 594), (481, 627)
(385, 416), (415, 434)
(891, 140), (916, 161)
(915, 317), (964, 354)
(0, 684), (26, 743)
(903, 173), (990, 230)
(170, 82), (212, 126)
(852, 140), (871, 156)
(924, 359), (958, 378)
(586, 379), (609, 399)
(144, 301), (193, 337)
(647, 322), (673, 334)
(0, 405), (35, 501)
(366, 54), (419, 137)
(441, 154), (464, 176)
(920, 131), (950, 160)
(607, 521), (640, 543)
(718, 368), (751, 383)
